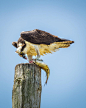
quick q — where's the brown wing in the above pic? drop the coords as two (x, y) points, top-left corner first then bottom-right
(21, 29), (72, 45)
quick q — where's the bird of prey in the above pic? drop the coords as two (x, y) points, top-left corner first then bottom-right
(12, 29), (74, 63)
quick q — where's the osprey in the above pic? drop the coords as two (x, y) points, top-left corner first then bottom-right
(12, 29), (74, 63)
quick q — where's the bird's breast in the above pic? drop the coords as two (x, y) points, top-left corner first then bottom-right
(24, 41), (37, 56)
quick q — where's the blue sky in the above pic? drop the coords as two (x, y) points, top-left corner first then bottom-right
(0, 0), (86, 108)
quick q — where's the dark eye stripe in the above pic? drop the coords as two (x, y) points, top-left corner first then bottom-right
(21, 44), (26, 51)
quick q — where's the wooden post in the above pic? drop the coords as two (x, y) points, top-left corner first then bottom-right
(12, 63), (42, 108)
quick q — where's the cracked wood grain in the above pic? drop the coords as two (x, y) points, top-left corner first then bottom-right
(12, 63), (42, 108)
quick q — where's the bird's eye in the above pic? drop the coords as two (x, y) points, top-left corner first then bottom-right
(20, 52), (23, 54)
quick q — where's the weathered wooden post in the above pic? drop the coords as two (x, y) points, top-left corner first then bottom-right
(12, 63), (42, 108)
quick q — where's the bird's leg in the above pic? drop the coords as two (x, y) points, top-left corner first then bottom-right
(36, 49), (40, 59)
(34, 46), (43, 61)
(28, 55), (33, 63)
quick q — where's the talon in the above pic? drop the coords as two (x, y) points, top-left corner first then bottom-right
(29, 60), (34, 63)
(32, 58), (43, 62)
(37, 58), (43, 61)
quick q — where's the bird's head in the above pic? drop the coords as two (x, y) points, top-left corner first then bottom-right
(15, 45), (22, 54)
(12, 41), (27, 59)
(15, 43), (26, 54)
